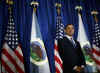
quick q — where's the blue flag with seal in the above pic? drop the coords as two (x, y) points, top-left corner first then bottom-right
(30, 10), (51, 73)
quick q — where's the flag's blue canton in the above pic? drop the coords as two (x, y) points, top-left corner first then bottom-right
(56, 15), (64, 39)
(4, 13), (18, 50)
(93, 23), (100, 47)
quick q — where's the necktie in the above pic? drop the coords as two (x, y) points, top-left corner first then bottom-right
(70, 38), (76, 47)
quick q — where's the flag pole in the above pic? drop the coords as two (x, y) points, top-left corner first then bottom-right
(1, 0), (14, 73)
(55, 3), (63, 73)
(55, 3), (62, 16)
(91, 10), (99, 24)
(30, 1), (39, 13)
(75, 5), (82, 42)
(91, 10), (100, 73)
(75, 5), (90, 73)
(55, 3), (62, 33)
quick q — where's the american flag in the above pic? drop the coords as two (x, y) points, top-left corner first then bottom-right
(92, 23), (100, 71)
(54, 15), (64, 73)
(1, 9), (25, 73)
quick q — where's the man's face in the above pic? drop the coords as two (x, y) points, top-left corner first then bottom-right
(65, 24), (74, 36)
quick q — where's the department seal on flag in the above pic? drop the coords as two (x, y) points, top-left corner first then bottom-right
(30, 38), (48, 66)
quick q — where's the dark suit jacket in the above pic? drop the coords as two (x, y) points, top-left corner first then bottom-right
(58, 36), (86, 73)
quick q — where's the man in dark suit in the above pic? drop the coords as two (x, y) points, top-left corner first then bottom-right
(58, 24), (86, 73)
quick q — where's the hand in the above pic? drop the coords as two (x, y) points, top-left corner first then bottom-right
(74, 66), (84, 73)
(75, 66), (81, 73)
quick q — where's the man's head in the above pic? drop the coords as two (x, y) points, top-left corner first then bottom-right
(64, 24), (75, 37)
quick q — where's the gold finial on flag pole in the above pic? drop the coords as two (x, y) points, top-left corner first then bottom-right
(6, 0), (14, 14)
(75, 6), (82, 11)
(75, 6), (82, 15)
(91, 10), (99, 24)
(55, 3), (61, 8)
(91, 10), (98, 15)
(31, 1), (39, 13)
(55, 3), (62, 15)
(6, 0), (13, 5)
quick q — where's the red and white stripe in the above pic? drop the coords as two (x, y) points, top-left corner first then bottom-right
(92, 44), (100, 71)
(54, 40), (63, 73)
(1, 43), (25, 73)
(1, 64), (8, 73)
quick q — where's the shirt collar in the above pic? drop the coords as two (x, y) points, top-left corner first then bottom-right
(65, 35), (73, 40)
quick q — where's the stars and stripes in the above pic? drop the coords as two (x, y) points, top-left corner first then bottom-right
(92, 23), (100, 71)
(1, 10), (25, 73)
(54, 15), (64, 73)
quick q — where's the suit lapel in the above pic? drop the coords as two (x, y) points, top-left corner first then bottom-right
(63, 37), (75, 48)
